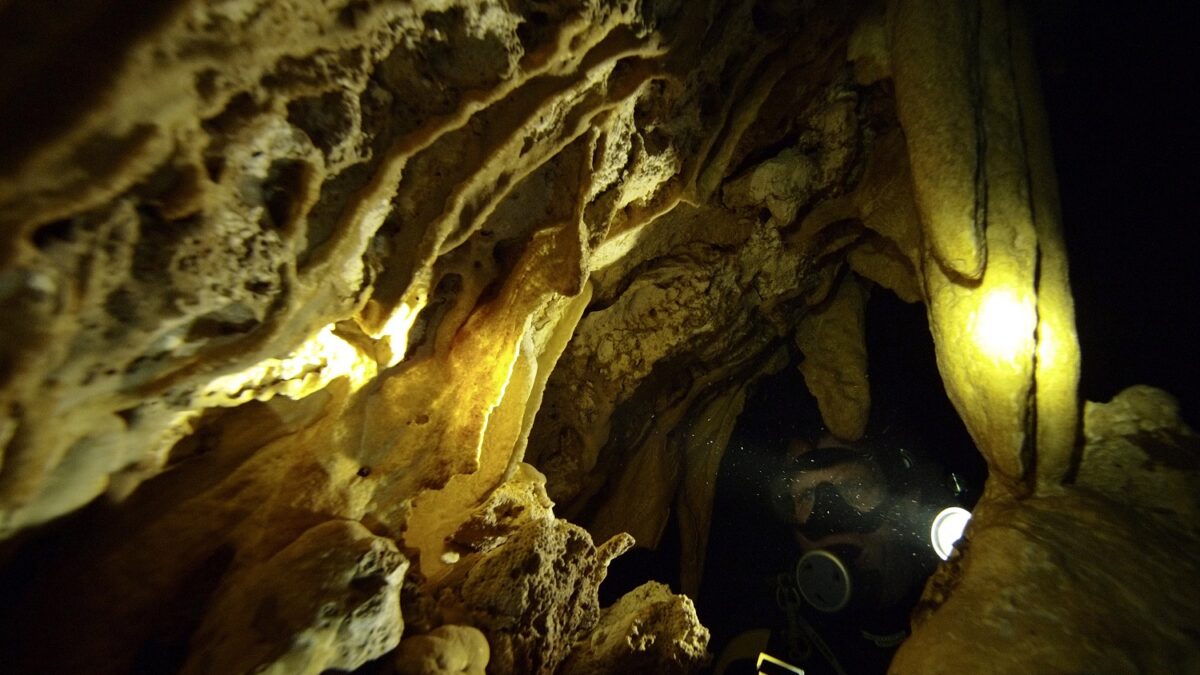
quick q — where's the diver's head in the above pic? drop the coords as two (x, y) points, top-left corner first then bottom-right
(771, 445), (887, 537)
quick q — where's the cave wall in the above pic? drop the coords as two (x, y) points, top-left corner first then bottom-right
(0, 1), (1197, 673)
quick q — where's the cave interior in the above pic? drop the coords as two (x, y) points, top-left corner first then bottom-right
(0, 1), (1197, 674)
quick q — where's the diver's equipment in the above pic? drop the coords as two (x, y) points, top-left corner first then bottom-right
(804, 482), (884, 539)
(720, 435), (977, 675)
(929, 505), (972, 560)
(785, 442), (974, 563)
(756, 652), (807, 674)
(794, 549), (851, 612)
(775, 572), (848, 675)
(781, 441), (975, 671)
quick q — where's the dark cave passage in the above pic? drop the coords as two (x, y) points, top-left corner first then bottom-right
(600, 287), (986, 674)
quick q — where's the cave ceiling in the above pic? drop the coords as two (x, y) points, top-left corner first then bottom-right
(0, 1), (1197, 673)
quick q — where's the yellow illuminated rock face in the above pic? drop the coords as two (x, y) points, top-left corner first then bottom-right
(891, 387), (1200, 674)
(0, 1), (1193, 673)
(795, 274), (871, 442)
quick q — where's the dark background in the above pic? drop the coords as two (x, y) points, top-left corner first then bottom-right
(1031, 1), (1199, 425)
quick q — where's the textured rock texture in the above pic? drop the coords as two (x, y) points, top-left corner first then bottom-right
(181, 519), (410, 675)
(395, 625), (490, 675)
(560, 580), (711, 675)
(891, 387), (1200, 674)
(0, 1), (712, 671)
(433, 513), (635, 673)
(0, 0), (1196, 673)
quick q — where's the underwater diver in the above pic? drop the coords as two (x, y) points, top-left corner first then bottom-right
(713, 432), (970, 675)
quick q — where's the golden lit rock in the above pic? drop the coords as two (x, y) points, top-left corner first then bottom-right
(181, 520), (409, 675)
(893, 0), (1080, 492)
(795, 274), (871, 442)
(892, 387), (1200, 674)
(561, 581), (711, 674)
(889, 0), (987, 280)
(0, 0), (1191, 673)
(394, 625), (490, 675)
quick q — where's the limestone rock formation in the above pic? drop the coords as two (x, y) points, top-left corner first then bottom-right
(181, 520), (410, 675)
(891, 387), (1200, 674)
(0, 0), (1195, 673)
(394, 625), (490, 675)
(561, 581), (711, 675)
(434, 516), (634, 674)
(794, 274), (870, 441)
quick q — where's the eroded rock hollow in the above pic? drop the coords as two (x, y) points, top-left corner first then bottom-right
(0, 1), (1196, 673)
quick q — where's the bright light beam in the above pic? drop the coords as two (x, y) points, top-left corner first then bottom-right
(973, 290), (1036, 363)
(930, 506), (972, 561)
